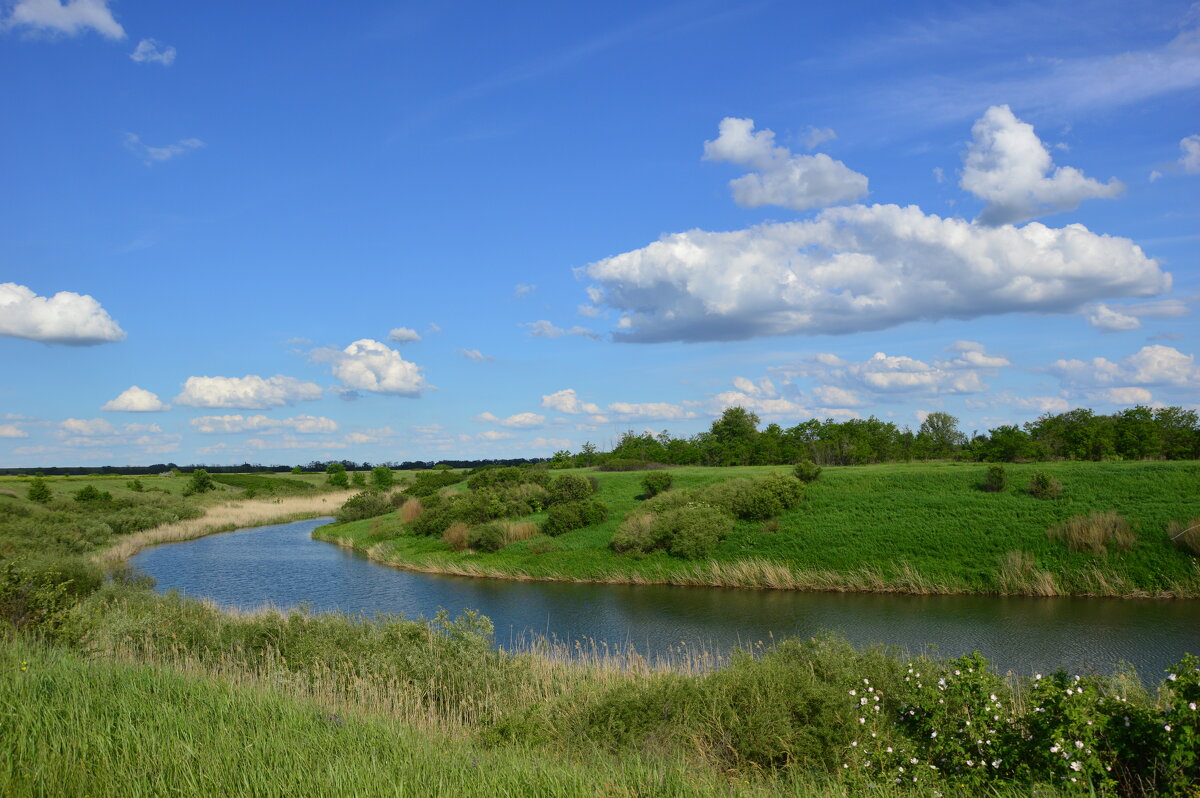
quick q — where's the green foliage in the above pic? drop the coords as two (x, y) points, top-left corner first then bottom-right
(542, 499), (608, 536)
(982, 464), (1008, 492)
(641, 470), (673, 497)
(26, 477), (51, 504)
(291, 465), (303, 474)
(660, 506), (732, 559)
(0, 556), (102, 636)
(126, 478), (144, 492)
(73, 484), (113, 503)
(325, 463), (349, 489)
(183, 469), (216, 496)
(467, 466), (549, 491)
(370, 466), (395, 491)
(1030, 471), (1062, 499)
(407, 468), (465, 496)
(211, 474), (316, 495)
(792, 460), (822, 482)
(335, 491), (392, 524)
(468, 521), (507, 553)
(351, 471), (367, 488)
(547, 474), (595, 505)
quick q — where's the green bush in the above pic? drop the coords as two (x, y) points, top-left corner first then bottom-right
(0, 556), (101, 635)
(542, 499), (608, 536)
(467, 466), (550, 491)
(73, 484), (113, 504)
(792, 460), (822, 483)
(370, 466), (395, 491)
(547, 474), (595, 505)
(467, 521), (507, 553)
(26, 478), (51, 504)
(759, 472), (804, 511)
(641, 471), (673, 497)
(184, 469), (216, 496)
(351, 471), (367, 488)
(981, 464), (1008, 492)
(657, 505), (733, 559)
(126, 478), (144, 492)
(1030, 471), (1062, 499)
(407, 469), (465, 496)
(609, 513), (663, 554)
(335, 491), (392, 523)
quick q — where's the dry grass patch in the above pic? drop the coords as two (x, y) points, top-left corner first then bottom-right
(1168, 517), (1200, 556)
(398, 498), (423, 523)
(1048, 510), (1135, 556)
(442, 522), (469, 551)
(501, 521), (538, 546)
(996, 550), (1058, 596)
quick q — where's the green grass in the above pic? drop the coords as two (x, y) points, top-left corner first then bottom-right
(318, 461), (1200, 597)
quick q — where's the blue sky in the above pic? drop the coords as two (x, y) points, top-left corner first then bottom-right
(1, 0), (1197, 466)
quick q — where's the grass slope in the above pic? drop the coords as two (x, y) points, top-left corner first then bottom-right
(318, 461), (1200, 597)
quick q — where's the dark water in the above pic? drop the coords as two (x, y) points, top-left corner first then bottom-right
(130, 518), (1200, 678)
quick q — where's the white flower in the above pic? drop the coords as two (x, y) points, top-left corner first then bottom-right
(1035, 673), (1042, 680)
(1051, 745), (1060, 753)
(886, 747), (893, 753)
(1074, 741), (1083, 749)
(851, 741), (858, 747)
(1165, 724), (1172, 732)
(931, 731), (937, 738)
(1169, 673), (1177, 681)
(1071, 761), (1082, 772)
(850, 689), (856, 696)
(1189, 702), (1196, 711)
(859, 717), (866, 723)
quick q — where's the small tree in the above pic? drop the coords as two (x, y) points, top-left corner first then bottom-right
(792, 460), (822, 483)
(642, 470), (673, 497)
(291, 465), (303, 475)
(370, 466), (395, 491)
(126, 478), (144, 492)
(26, 477), (51, 504)
(1030, 471), (1062, 500)
(325, 463), (349, 488)
(185, 469), (216, 495)
(351, 471), (367, 488)
(981, 465), (1008, 492)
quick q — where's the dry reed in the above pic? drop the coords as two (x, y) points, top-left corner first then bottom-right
(398, 498), (423, 523)
(1168, 517), (1200, 556)
(1048, 510), (1135, 556)
(442, 522), (469, 551)
(501, 521), (538, 546)
(996, 550), (1058, 596)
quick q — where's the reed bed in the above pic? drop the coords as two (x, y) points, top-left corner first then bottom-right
(93, 491), (353, 566)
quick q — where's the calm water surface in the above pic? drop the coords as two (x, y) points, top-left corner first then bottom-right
(130, 518), (1200, 678)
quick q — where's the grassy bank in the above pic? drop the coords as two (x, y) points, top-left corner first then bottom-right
(316, 461), (1200, 597)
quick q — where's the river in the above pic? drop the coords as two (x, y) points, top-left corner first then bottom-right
(129, 517), (1200, 678)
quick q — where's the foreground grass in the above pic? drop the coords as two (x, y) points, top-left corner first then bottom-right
(318, 461), (1200, 597)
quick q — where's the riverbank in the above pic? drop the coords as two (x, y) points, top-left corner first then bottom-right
(316, 461), (1200, 598)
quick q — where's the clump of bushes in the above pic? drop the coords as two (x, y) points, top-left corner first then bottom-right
(792, 460), (822, 483)
(1029, 471), (1062, 499)
(467, 521), (507, 553)
(467, 466), (550, 492)
(1168, 518), (1200, 556)
(26, 477), (51, 504)
(641, 471), (673, 497)
(542, 499), (608, 536)
(407, 468), (466, 497)
(442, 522), (469, 551)
(73, 484), (113, 504)
(335, 491), (393, 523)
(981, 464), (1008, 492)
(611, 505), (734, 559)
(547, 474), (596, 505)
(1049, 510), (1135, 556)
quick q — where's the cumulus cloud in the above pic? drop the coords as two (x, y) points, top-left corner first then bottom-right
(316, 339), (429, 397)
(387, 327), (422, 343)
(940, 340), (1012, 369)
(189, 414), (338, 435)
(174, 375), (323, 409)
(53, 418), (180, 453)
(474, 411), (545, 428)
(0, 282), (125, 345)
(802, 126), (837, 150)
(1085, 302), (1141, 332)
(1049, 345), (1200, 389)
(459, 348), (493, 361)
(581, 203), (1167, 343)
(479, 430), (516, 441)
(960, 105), (1123, 225)
(101, 386), (168, 412)
(541, 388), (602, 415)
(522, 320), (600, 340)
(0, 424), (28, 438)
(606, 402), (697, 421)
(4, 0), (124, 39)
(530, 437), (572, 449)
(1088, 387), (1154, 405)
(703, 117), (868, 210)
(130, 37), (174, 65)
(514, 283), (536, 298)
(1180, 134), (1200, 174)
(123, 133), (204, 165)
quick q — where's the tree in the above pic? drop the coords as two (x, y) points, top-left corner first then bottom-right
(370, 466), (395, 491)
(917, 412), (965, 459)
(291, 465), (303, 475)
(185, 469), (216, 495)
(351, 471), (367, 488)
(26, 477), (51, 504)
(325, 462), (349, 488)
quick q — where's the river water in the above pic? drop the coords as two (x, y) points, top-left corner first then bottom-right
(129, 517), (1200, 679)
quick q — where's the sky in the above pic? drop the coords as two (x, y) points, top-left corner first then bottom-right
(1, 0), (1198, 467)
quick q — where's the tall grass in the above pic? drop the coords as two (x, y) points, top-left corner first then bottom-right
(1168, 518), (1200, 556)
(1048, 510), (1135, 556)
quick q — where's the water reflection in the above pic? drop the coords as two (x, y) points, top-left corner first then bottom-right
(129, 518), (1200, 679)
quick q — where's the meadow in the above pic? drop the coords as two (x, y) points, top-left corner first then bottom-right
(317, 460), (1200, 597)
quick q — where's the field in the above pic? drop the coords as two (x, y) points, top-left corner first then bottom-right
(317, 461), (1200, 597)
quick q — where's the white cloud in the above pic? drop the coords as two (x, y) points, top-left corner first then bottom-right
(522, 320), (600, 340)
(52, 418), (179, 454)
(474, 411), (545, 428)
(459, 348), (493, 361)
(245, 436), (346, 452)
(479, 430), (516, 441)
(189, 414), (338, 435)
(582, 203), (1167, 342)
(387, 327), (422, 343)
(59, 418), (116, 436)
(703, 117), (868, 210)
(782, 343), (1010, 398)
(4, 0), (124, 39)
(1149, 170), (1163, 183)
(811, 385), (866, 407)
(130, 38), (174, 65)
(801, 126), (837, 150)
(1085, 302), (1141, 332)
(1049, 345), (1200, 389)
(960, 105), (1123, 226)
(606, 402), (697, 421)
(101, 385), (168, 412)
(317, 339), (429, 397)
(0, 424), (28, 438)
(0, 282), (125, 345)
(541, 388), (602, 415)
(1088, 387), (1154, 405)
(123, 133), (205, 165)
(932, 166), (945, 183)
(175, 375), (323, 409)
(530, 437), (572, 449)
(1180, 134), (1200, 174)
(514, 283), (536, 298)
(940, 340), (1012, 369)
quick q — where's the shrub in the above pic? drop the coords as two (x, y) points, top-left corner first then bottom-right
(981, 464), (1008, 492)
(442, 522), (469, 551)
(547, 474), (595, 505)
(467, 466), (550, 491)
(397, 498), (423, 523)
(370, 466), (395, 491)
(610, 512), (662, 554)
(0, 556), (101, 635)
(351, 471), (367, 488)
(183, 469), (216, 496)
(468, 521), (507, 553)
(26, 477), (51, 504)
(291, 465), (303, 474)
(542, 498), (608, 536)
(792, 460), (822, 483)
(1049, 510), (1135, 556)
(1029, 471), (1062, 499)
(126, 478), (144, 493)
(642, 471), (673, 497)
(1168, 518), (1200, 556)
(73, 484), (112, 504)
(659, 505), (733, 559)
(708, 479), (782, 521)
(408, 469), (464, 496)
(335, 491), (392, 523)
(759, 472), (804, 511)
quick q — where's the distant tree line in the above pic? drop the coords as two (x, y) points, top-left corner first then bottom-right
(547, 405), (1200, 468)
